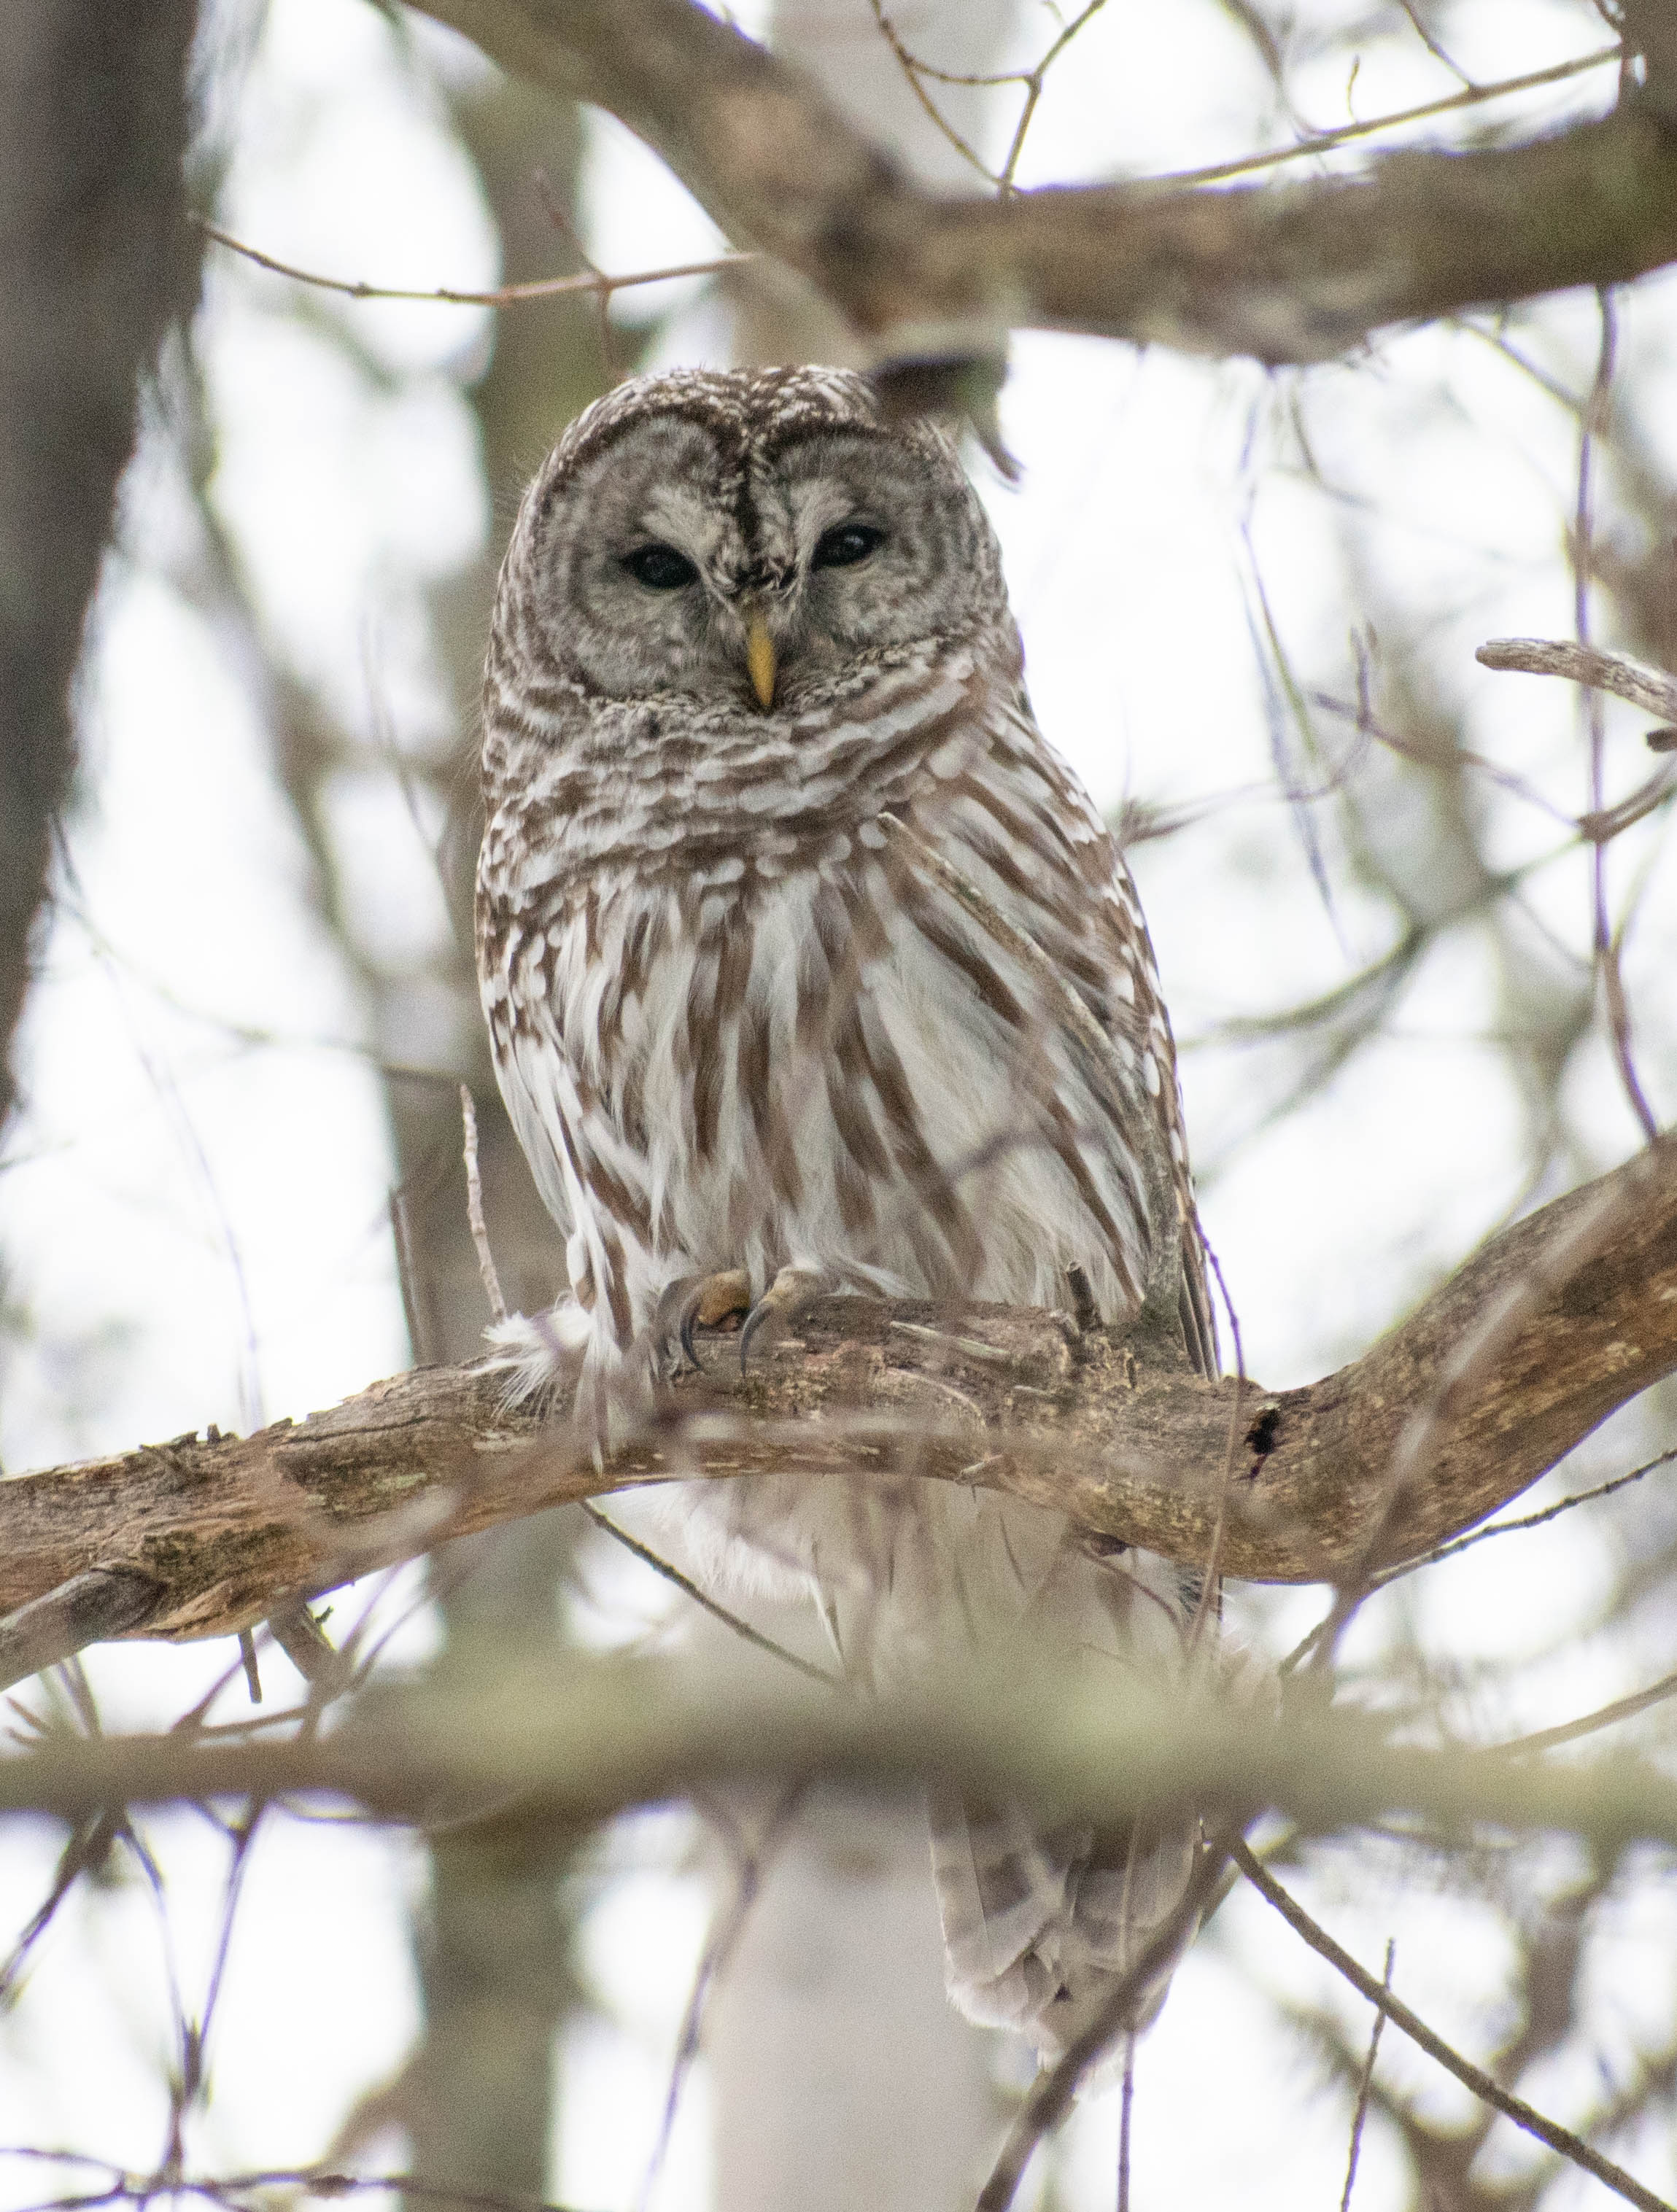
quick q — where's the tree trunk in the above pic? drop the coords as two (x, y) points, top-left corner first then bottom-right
(708, 9), (1021, 2205)
(0, 0), (200, 1113)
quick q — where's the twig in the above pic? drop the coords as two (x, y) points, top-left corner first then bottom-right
(1316, 686), (1577, 828)
(264, 1598), (344, 1691)
(0, 1810), (123, 2007)
(460, 1085), (508, 1324)
(236, 1631), (261, 1705)
(867, 0), (1110, 193)
(1156, 44), (1622, 189)
(888, 1319), (1017, 1369)
(0, 2154), (589, 2212)
(1376, 1443), (1677, 1587)
(997, 1), (1109, 191)
(387, 1184), (430, 1366)
(1476, 637), (1677, 727)
(1570, 292), (1659, 1138)
(866, 1), (996, 188)
(531, 164), (624, 379)
(1338, 1938), (1395, 2211)
(1233, 1843), (1674, 2212)
(197, 219), (754, 311)
(1190, 1229), (1246, 1653)
(1497, 1661), (1677, 1757)
(1393, 0), (1475, 88)
(580, 1501), (836, 1688)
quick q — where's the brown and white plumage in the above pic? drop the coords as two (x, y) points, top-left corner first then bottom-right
(476, 365), (1217, 2057)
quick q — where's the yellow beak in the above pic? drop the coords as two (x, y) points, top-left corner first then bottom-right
(745, 611), (777, 710)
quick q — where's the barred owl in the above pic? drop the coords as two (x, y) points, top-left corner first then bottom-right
(476, 366), (1218, 2060)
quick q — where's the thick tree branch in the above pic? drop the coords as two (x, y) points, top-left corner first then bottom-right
(1, 1137), (1673, 1669)
(403, 0), (1677, 365)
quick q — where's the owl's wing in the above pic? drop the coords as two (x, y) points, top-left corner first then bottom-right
(491, 1018), (578, 1242)
(918, 688), (1220, 1379)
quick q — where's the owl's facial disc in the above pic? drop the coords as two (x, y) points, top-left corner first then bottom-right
(535, 409), (994, 711)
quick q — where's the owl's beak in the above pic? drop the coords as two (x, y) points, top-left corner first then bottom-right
(743, 610), (778, 710)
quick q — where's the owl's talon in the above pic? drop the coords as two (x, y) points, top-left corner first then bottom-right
(678, 1302), (703, 1373)
(739, 1267), (824, 1372)
(654, 1268), (751, 1375)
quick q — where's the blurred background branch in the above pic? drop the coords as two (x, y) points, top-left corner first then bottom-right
(7, 1653), (1677, 1864)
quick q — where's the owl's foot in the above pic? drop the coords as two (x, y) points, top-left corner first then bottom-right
(653, 1268), (752, 1374)
(739, 1266), (824, 1370)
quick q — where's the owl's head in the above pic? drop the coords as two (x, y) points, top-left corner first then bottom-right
(497, 367), (1010, 715)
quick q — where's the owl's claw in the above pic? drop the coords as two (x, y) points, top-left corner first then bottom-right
(654, 1268), (751, 1375)
(739, 1267), (824, 1372)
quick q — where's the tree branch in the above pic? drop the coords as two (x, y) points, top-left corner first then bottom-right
(5, 1653), (1677, 1866)
(401, 0), (1677, 365)
(1, 1136), (1673, 1668)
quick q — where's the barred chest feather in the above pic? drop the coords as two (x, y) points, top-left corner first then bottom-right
(477, 650), (1181, 1356)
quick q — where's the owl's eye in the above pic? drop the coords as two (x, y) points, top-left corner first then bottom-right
(812, 522), (885, 571)
(622, 543), (698, 591)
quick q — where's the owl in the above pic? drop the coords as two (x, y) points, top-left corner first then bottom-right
(476, 365), (1219, 2060)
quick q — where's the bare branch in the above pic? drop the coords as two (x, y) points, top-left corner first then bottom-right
(637, 1787), (802, 2211)
(198, 217), (754, 311)
(0, 2154), (586, 2212)
(1497, 1662), (1677, 1757)
(1338, 1937), (1395, 2212)
(0, 1137), (1673, 1660)
(1165, 45), (1620, 190)
(1477, 636), (1677, 725)
(578, 1501), (835, 1687)
(1376, 1443), (1677, 1585)
(460, 1084), (508, 1325)
(1233, 1843), (1674, 2212)
(401, 0), (1677, 366)
(1308, 1125), (1657, 1666)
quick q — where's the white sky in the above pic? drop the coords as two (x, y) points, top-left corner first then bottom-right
(1, 1), (1675, 2207)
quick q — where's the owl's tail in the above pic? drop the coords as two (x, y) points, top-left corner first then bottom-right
(926, 1788), (1201, 2060)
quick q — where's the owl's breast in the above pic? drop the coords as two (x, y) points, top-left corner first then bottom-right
(479, 656), (1172, 1330)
